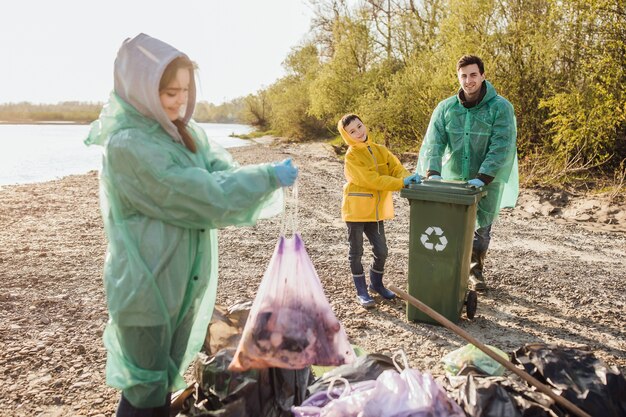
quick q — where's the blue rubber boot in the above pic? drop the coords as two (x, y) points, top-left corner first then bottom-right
(369, 269), (396, 300)
(353, 275), (375, 308)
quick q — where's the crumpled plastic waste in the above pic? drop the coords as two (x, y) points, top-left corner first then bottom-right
(307, 353), (397, 395)
(176, 347), (312, 417)
(442, 343), (509, 376)
(292, 351), (465, 417)
(442, 373), (559, 417)
(293, 378), (378, 417)
(512, 343), (626, 417)
(203, 301), (252, 356)
(229, 233), (354, 371)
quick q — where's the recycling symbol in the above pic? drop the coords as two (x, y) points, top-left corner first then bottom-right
(420, 226), (448, 252)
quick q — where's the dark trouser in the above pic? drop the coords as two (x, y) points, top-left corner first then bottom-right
(117, 393), (171, 417)
(473, 224), (492, 254)
(470, 225), (492, 288)
(115, 308), (196, 416)
(346, 221), (388, 277)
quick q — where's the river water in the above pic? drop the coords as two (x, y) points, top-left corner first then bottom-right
(0, 123), (252, 186)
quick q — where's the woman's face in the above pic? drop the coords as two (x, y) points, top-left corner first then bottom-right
(160, 68), (190, 121)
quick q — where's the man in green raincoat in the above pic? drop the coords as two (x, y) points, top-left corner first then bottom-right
(85, 33), (297, 416)
(416, 55), (519, 291)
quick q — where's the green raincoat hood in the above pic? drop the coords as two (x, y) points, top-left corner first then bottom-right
(87, 33), (196, 147)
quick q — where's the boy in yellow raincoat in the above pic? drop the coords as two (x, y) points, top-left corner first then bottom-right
(338, 114), (419, 308)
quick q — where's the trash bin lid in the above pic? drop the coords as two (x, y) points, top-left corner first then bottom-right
(400, 180), (486, 205)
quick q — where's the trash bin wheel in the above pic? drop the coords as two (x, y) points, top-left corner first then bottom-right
(465, 290), (478, 319)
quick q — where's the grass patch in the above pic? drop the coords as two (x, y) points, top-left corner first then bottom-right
(230, 129), (278, 140)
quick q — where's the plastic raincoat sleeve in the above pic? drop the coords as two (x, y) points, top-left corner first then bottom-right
(105, 129), (279, 230)
(478, 101), (517, 179)
(418, 102), (448, 175)
(344, 151), (405, 192)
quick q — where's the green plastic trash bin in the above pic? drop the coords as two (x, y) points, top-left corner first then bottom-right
(400, 179), (486, 324)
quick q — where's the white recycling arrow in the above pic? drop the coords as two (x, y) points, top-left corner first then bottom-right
(420, 226), (448, 251)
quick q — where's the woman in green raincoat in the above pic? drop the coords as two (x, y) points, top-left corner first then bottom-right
(417, 55), (518, 291)
(85, 33), (298, 416)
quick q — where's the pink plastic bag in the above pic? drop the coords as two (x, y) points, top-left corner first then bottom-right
(228, 232), (355, 371)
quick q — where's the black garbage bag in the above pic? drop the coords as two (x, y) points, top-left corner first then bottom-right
(443, 374), (560, 417)
(306, 353), (398, 395)
(177, 347), (313, 417)
(512, 343), (626, 417)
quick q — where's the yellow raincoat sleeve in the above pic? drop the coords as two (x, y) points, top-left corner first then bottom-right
(104, 127), (280, 230)
(344, 146), (407, 192)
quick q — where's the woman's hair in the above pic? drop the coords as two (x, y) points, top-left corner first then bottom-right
(340, 113), (362, 128)
(160, 56), (197, 153)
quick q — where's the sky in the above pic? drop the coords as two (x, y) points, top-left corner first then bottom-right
(1, 0), (315, 105)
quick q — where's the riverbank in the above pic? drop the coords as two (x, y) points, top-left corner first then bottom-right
(0, 121), (91, 125)
(0, 139), (624, 416)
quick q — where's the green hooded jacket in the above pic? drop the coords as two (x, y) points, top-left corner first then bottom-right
(417, 80), (519, 227)
(85, 33), (282, 407)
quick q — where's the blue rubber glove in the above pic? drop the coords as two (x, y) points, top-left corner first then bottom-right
(403, 173), (421, 186)
(429, 175), (442, 180)
(467, 178), (485, 187)
(272, 158), (299, 187)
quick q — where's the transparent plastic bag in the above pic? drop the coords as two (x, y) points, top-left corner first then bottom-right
(292, 377), (378, 417)
(442, 343), (509, 376)
(292, 350), (465, 417)
(229, 185), (355, 372)
(363, 351), (466, 417)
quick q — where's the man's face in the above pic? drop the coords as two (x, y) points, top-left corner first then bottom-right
(457, 64), (485, 100)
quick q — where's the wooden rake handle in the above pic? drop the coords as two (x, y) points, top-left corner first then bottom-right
(388, 284), (591, 417)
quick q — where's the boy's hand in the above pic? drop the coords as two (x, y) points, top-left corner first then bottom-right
(403, 173), (421, 186)
(428, 175), (442, 180)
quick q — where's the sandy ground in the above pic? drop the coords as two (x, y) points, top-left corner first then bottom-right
(0, 139), (625, 416)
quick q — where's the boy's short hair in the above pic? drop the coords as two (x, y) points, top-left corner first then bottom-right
(456, 55), (484, 74)
(340, 113), (362, 128)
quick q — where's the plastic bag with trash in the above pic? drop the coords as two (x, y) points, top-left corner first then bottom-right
(307, 352), (397, 395)
(512, 343), (626, 417)
(442, 343), (509, 376)
(177, 348), (312, 417)
(443, 374), (559, 417)
(229, 185), (355, 371)
(292, 350), (466, 417)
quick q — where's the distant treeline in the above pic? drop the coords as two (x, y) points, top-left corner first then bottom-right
(234, 0), (626, 186)
(0, 101), (245, 125)
(0, 102), (103, 124)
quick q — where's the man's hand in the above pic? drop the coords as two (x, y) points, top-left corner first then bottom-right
(467, 178), (485, 187)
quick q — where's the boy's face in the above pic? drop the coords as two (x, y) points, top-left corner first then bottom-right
(345, 118), (367, 142)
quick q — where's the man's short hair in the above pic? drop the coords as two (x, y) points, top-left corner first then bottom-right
(457, 55), (484, 74)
